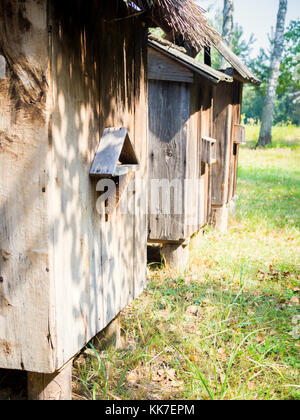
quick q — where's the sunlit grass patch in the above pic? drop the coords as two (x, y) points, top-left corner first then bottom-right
(245, 124), (300, 149)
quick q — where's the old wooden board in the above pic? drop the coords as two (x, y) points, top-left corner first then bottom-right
(184, 78), (200, 238)
(197, 77), (214, 228)
(148, 80), (189, 241)
(211, 81), (235, 206)
(0, 0), (55, 373)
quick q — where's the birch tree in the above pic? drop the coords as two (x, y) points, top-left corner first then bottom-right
(220, 0), (234, 69)
(257, 0), (288, 147)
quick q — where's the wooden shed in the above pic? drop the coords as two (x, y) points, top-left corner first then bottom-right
(0, 0), (221, 400)
(209, 43), (261, 232)
(147, 36), (232, 271)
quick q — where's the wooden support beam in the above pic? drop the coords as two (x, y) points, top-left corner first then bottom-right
(228, 195), (238, 218)
(27, 361), (72, 400)
(93, 315), (123, 350)
(161, 242), (189, 273)
(211, 205), (229, 233)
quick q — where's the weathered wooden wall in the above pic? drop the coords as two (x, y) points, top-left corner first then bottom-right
(48, 0), (148, 371)
(0, 0), (148, 374)
(211, 80), (242, 207)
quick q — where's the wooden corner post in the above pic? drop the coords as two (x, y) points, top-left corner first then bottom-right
(27, 361), (72, 401)
(161, 241), (190, 273)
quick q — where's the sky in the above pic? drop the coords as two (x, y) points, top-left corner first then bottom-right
(199, 0), (300, 57)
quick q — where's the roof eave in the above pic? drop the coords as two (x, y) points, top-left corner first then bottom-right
(214, 41), (261, 86)
(148, 39), (233, 85)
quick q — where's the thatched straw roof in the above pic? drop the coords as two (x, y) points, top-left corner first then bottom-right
(130, 0), (221, 49)
(130, 1), (261, 85)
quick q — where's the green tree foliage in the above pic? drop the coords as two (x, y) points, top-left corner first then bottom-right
(243, 20), (300, 125)
(232, 24), (256, 65)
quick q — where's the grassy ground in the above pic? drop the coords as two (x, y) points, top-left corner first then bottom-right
(73, 129), (300, 401)
(245, 123), (300, 149)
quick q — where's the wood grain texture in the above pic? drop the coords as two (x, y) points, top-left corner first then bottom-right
(0, 0), (55, 373)
(49, 0), (148, 370)
(148, 68), (215, 242)
(148, 80), (189, 241)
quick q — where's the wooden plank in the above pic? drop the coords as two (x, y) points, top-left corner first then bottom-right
(148, 80), (189, 242)
(198, 79), (214, 227)
(148, 48), (194, 83)
(211, 82), (234, 206)
(0, 0), (55, 373)
(49, 0), (147, 370)
(133, 21), (148, 300)
(184, 79), (201, 238)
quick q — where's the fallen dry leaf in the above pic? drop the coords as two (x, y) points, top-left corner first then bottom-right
(290, 296), (299, 305)
(186, 305), (200, 316)
(248, 381), (256, 391)
(217, 348), (227, 362)
(256, 334), (265, 343)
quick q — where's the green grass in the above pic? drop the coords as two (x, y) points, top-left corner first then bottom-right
(245, 123), (300, 149)
(73, 134), (300, 401)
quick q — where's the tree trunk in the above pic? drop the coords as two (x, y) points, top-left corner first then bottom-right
(257, 0), (288, 147)
(220, 0), (234, 69)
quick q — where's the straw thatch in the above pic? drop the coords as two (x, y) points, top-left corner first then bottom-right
(131, 0), (221, 49)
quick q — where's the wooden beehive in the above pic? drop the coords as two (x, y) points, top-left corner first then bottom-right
(147, 38), (232, 268)
(0, 0), (148, 375)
